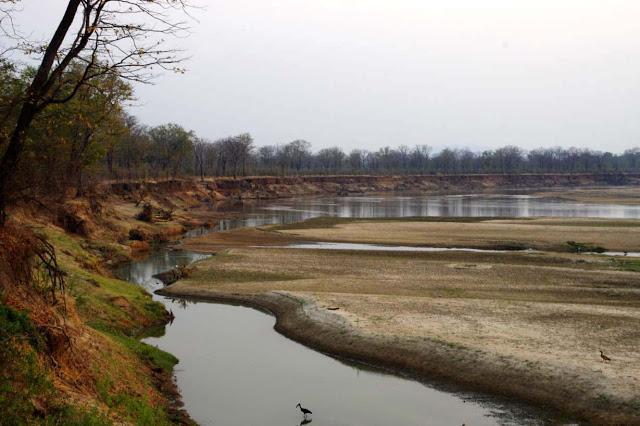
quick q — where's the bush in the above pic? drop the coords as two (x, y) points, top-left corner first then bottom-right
(128, 228), (145, 241)
(566, 241), (606, 253)
(136, 203), (153, 222)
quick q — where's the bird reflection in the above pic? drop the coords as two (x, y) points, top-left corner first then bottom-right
(299, 418), (312, 425)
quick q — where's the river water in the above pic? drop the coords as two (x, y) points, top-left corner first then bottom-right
(116, 194), (640, 425)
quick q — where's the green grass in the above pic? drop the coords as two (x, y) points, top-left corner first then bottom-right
(66, 266), (165, 335)
(43, 406), (111, 426)
(42, 226), (177, 423)
(48, 228), (167, 336)
(1, 222), (187, 425)
(108, 334), (178, 372)
(615, 258), (640, 272)
(97, 375), (172, 426)
(0, 303), (53, 425)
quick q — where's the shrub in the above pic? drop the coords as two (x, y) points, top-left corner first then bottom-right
(566, 241), (606, 253)
(128, 228), (145, 241)
(136, 203), (153, 222)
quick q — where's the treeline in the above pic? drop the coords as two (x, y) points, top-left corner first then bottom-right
(111, 129), (640, 179)
(2, 60), (640, 208)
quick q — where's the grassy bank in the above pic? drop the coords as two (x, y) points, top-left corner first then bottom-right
(168, 217), (640, 424)
(0, 207), (196, 424)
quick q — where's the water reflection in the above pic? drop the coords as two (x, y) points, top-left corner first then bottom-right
(253, 194), (640, 221)
(144, 301), (541, 426)
(205, 195), (640, 233)
(115, 250), (209, 292)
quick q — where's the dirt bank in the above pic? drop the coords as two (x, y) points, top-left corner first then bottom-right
(104, 173), (640, 202)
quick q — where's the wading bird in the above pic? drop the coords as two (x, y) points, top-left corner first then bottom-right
(600, 350), (612, 363)
(296, 403), (312, 419)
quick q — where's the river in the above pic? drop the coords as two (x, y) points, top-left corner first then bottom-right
(116, 194), (640, 425)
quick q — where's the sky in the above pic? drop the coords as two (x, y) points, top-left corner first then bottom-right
(9, 0), (640, 153)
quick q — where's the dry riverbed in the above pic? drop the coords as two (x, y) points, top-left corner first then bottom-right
(162, 217), (640, 424)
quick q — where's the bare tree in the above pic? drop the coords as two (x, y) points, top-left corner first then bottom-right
(284, 139), (311, 173)
(193, 137), (208, 181)
(0, 0), (192, 225)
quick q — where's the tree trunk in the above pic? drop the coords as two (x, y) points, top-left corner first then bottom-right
(75, 169), (83, 198)
(0, 102), (38, 225)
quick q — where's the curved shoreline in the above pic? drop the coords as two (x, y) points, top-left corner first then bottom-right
(156, 287), (633, 425)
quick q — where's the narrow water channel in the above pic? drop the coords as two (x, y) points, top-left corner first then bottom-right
(116, 194), (640, 425)
(278, 242), (516, 253)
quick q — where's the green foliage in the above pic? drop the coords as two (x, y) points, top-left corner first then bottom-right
(0, 60), (30, 142)
(147, 123), (194, 176)
(566, 241), (606, 253)
(14, 61), (133, 195)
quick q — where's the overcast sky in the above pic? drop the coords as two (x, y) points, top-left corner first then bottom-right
(12, 1), (640, 152)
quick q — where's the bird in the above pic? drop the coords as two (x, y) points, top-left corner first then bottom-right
(296, 403), (312, 419)
(600, 350), (612, 363)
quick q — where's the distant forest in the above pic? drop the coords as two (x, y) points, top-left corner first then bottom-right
(2, 60), (640, 205)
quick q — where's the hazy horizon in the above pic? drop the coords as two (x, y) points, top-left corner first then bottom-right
(12, 0), (640, 153)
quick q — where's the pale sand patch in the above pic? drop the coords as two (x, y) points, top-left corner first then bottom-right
(278, 219), (640, 251)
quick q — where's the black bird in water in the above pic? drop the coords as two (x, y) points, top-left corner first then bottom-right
(296, 403), (312, 419)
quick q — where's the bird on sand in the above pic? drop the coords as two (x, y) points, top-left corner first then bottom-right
(600, 350), (612, 363)
(296, 403), (312, 419)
